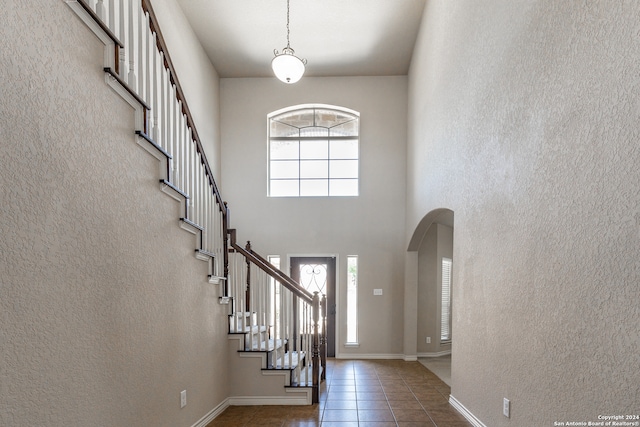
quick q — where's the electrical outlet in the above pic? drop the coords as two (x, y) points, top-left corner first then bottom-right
(181, 390), (187, 408)
(503, 398), (510, 418)
(426, 337), (431, 344)
(373, 289), (383, 296)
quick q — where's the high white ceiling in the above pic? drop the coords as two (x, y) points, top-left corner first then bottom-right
(176, 0), (427, 78)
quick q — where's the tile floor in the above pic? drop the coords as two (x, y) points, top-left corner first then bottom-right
(206, 358), (471, 426)
(418, 355), (451, 386)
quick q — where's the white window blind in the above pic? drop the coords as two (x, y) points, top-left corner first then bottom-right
(441, 258), (452, 342)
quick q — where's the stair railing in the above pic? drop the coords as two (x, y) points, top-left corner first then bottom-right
(67, 0), (325, 403)
(67, 0), (228, 284)
(228, 230), (324, 403)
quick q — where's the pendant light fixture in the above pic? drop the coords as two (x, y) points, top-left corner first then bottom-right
(272, 0), (307, 84)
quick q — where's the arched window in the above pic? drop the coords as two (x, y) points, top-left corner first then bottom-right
(268, 104), (360, 197)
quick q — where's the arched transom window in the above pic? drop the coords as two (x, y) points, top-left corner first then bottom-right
(268, 105), (359, 197)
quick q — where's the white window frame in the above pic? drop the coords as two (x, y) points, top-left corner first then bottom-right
(267, 104), (360, 197)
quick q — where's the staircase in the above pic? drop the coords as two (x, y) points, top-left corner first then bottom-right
(225, 231), (325, 404)
(66, 0), (326, 405)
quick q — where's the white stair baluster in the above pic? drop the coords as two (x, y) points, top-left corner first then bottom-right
(159, 53), (166, 149)
(288, 292), (293, 369)
(138, 1), (145, 102)
(183, 113), (188, 193)
(255, 266), (260, 350)
(238, 256), (244, 333)
(107, 0), (115, 34)
(306, 302), (311, 385)
(259, 270), (265, 351)
(171, 97), (178, 182)
(96, 0), (105, 20)
(185, 127), (191, 219)
(265, 273), (271, 355)
(118, 0), (126, 78)
(166, 83), (172, 177)
(201, 157), (206, 227)
(127, 0), (136, 89)
(177, 103), (183, 189)
(152, 35), (159, 141)
(196, 154), (201, 224)
(189, 141), (196, 222)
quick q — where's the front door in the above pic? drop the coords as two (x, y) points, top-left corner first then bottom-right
(290, 257), (336, 357)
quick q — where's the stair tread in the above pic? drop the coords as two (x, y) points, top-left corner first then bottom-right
(246, 338), (286, 352)
(267, 351), (305, 369)
(289, 364), (324, 387)
(229, 324), (268, 334)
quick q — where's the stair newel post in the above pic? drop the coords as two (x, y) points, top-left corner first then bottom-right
(320, 293), (327, 380)
(312, 291), (320, 403)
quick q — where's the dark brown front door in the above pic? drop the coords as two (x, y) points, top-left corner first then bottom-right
(290, 257), (336, 357)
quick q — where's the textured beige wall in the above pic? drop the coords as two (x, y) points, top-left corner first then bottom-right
(220, 77), (407, 357)
(408, 1), (640, 425)
(0, 1), (228, 425)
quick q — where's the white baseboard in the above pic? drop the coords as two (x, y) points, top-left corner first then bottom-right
(191, 398), (230, 427)
(417, 350), (451, 358)
(335, 353), (405, 360)
(449, 395), (487, 427)
(228, 393), (310, 406)
(403, 355), (418, 361)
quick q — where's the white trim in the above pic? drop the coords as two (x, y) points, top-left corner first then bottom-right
(65, 0), (114, 47)
(335, 353), (405, 360)
(135, 137), (170, 181)
(228, 391), (311, 406)
(190, 398), (229, 427)
(403, 355), (418, 362)
(449, 395), (487, 427)
(343, 342), (360, 348)
(180, 221), (201, 236)
(268, 103), (360, 119)
(160, 182), (187, 203)
(104, 73), (146, 130)
(209, 276), (225, 285)
(417, 350), (452, 358)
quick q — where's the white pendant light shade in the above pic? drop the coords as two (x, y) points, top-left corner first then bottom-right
(272, 0), (306, 84)
(272, 49), (306, 84)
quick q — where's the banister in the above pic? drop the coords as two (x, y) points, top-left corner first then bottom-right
(229, 238), (313, 305)
(140, 0), (225, 211)
(69, 0), (325, 403)
(245, 244), (314, 301)
(228, 229), (313, 302)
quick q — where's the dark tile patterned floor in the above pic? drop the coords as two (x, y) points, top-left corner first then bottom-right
(206, 358), (472, 426)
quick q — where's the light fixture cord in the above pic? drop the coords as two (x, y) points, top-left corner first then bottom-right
(286, 0), (291, 48)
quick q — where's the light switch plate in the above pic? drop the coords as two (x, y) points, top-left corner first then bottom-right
(373, 289), (383, 296)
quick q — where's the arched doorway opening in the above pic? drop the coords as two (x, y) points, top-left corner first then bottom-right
(407, 208), (454, 385)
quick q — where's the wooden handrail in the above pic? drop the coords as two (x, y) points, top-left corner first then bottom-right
(245, 243), (315, 301)
(228, 229), (313, 305)
(140, 0), (225, 211)
(74, 0), (124, 48)
(69, 0), (324, 402)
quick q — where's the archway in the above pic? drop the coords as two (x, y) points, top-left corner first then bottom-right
(405, 208), (454, 384)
